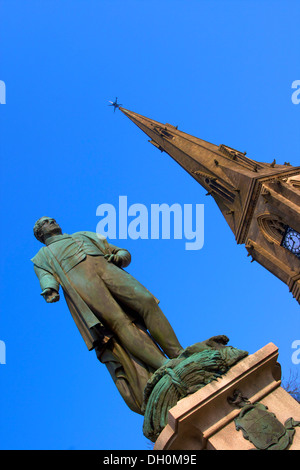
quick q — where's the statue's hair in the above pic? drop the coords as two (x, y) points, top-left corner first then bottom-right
(33, 216), (50, 243)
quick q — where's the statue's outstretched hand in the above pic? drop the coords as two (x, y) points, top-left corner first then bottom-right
(104, 254), (122, 267)
(41, 288), (60, 303)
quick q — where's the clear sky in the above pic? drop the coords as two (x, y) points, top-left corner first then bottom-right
(0, 0), (299, 450)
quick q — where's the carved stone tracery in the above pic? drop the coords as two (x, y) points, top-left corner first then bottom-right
(257, 214), (287, 245)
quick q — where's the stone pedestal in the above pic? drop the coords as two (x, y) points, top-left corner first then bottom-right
(154, 343), (300, 450)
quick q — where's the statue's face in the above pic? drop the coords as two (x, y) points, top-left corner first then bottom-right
(39, 217), (62, 241)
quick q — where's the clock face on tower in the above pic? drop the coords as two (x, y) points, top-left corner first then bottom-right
(282, 227), (300, 258)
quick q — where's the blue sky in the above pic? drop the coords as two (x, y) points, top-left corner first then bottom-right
(0, 0), (299, 450)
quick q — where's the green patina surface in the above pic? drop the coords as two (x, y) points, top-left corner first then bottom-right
(142, 338), (248, 442)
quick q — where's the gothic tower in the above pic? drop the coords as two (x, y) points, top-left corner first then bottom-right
(120, 108), (300, 305)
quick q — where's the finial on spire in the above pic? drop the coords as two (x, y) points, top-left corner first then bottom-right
(108, 97), (122, 112)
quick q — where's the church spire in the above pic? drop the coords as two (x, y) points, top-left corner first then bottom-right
(120, 107), (300, 304)
(120, 108), (298, 243)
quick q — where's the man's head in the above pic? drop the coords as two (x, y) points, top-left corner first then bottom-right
(33, 217), (62, 244)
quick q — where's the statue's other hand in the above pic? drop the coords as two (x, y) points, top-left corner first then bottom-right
(41, 288), (60, 303)
(104, 254), (122, 267)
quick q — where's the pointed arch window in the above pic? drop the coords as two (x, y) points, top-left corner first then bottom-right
(258, 214), (300, 259)
(257, 214), (287, 245)
(288, 179), (300, 191)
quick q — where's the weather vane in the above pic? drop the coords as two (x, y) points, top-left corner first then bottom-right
(108, 97), (122, 112)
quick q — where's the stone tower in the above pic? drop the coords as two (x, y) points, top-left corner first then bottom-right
(120, 108), (300, 304)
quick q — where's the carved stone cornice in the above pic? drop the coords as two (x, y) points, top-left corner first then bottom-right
(236, 168), (300, 244)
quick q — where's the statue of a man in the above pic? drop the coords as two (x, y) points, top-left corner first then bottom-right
(32, 217), (184, 413)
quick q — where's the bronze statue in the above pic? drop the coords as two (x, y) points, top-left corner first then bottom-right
(32, 216), (251, 442)
(32, 216), (184, 413)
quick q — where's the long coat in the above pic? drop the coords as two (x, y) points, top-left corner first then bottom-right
(31, 231), (119, 350)
(31, 231), (159, 413)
